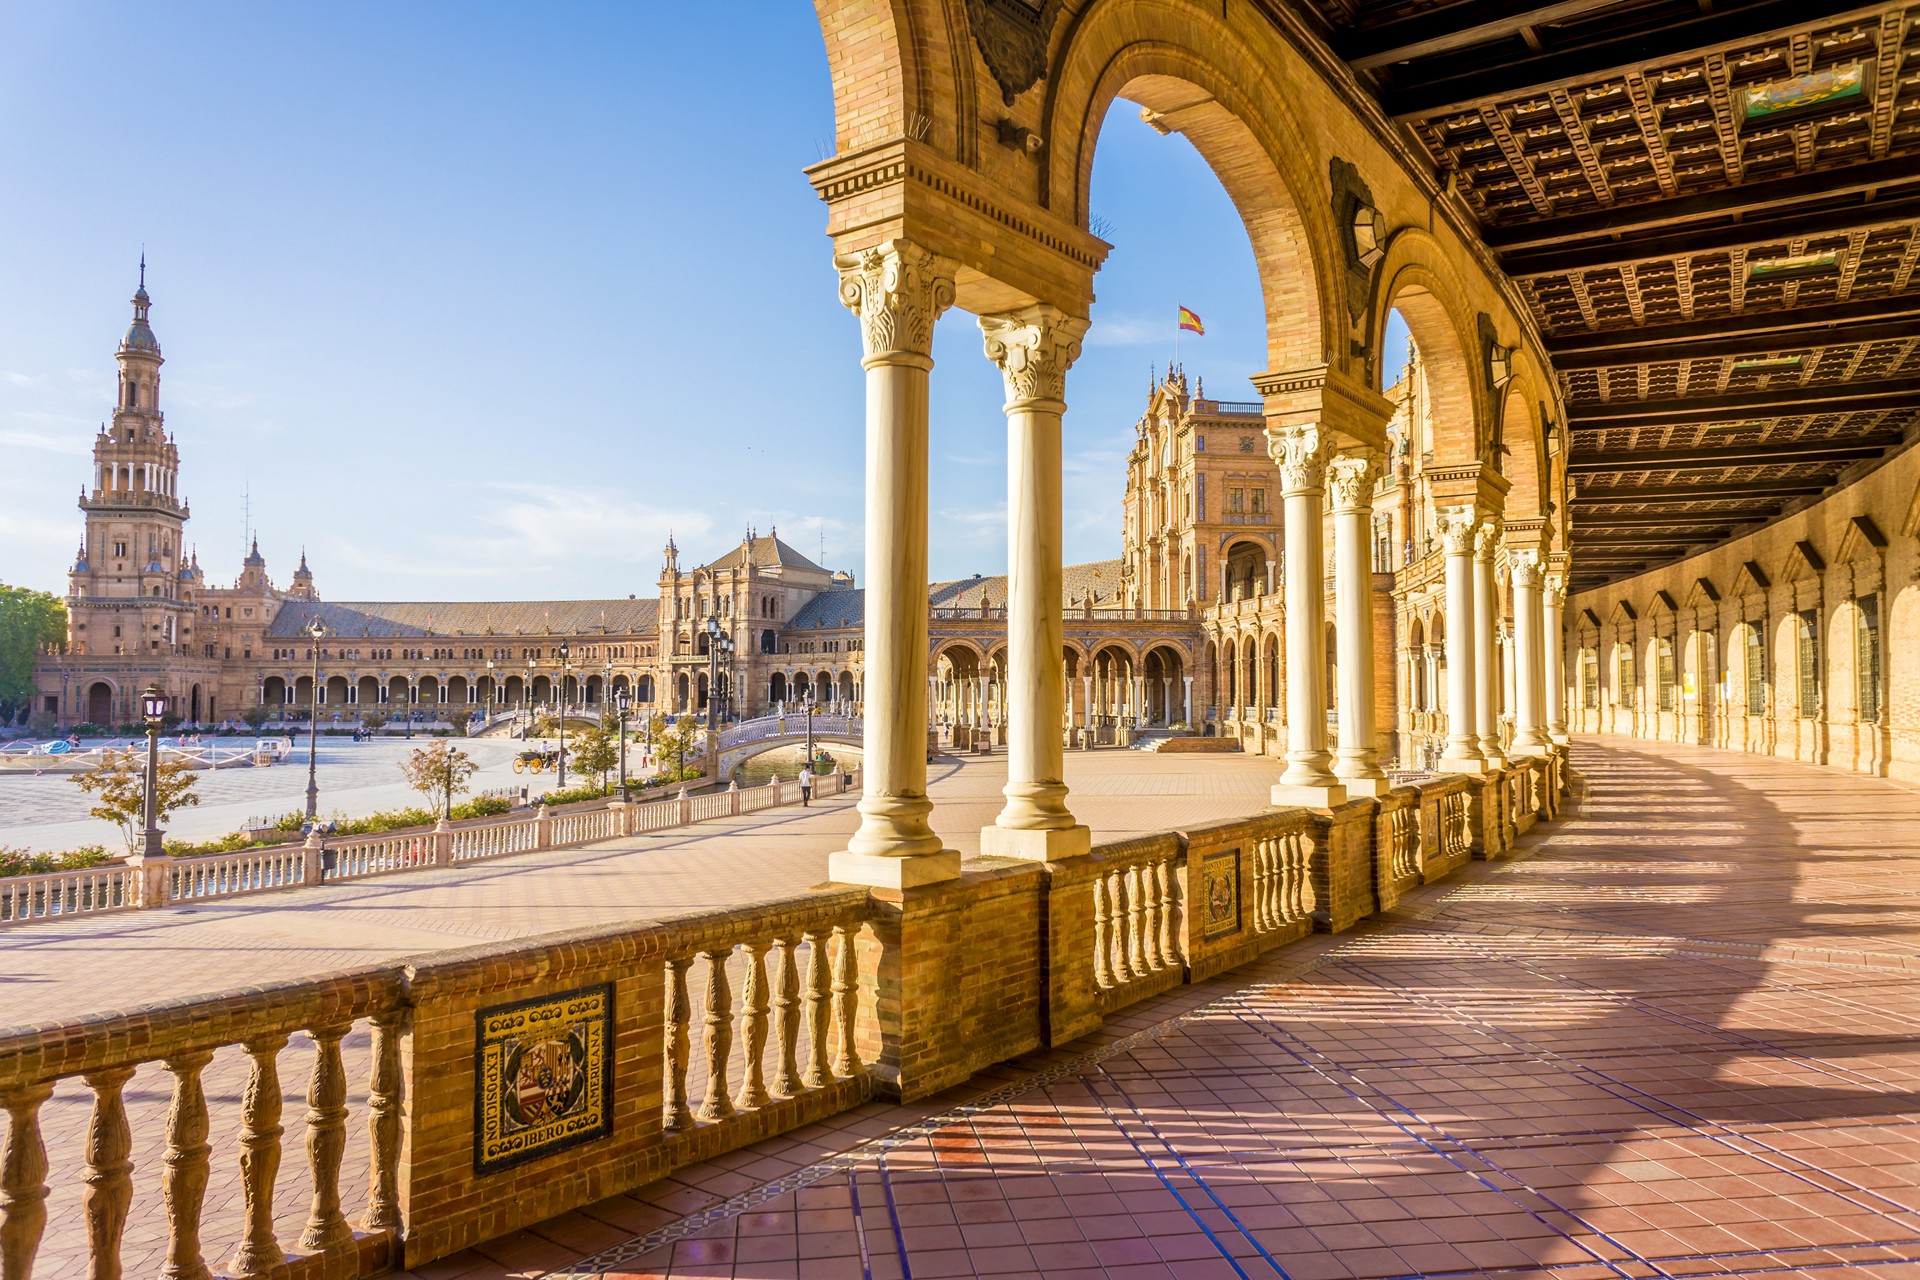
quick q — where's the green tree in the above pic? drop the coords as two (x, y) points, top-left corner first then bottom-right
(360, 709), (389, 733)
(0, 585), (67, 725)
(402, 740), (478, 818)
(571, 722), (619, 791)
(658, 715), (704, 782)
(242, 705), (274, 732)
(69, 748), (201, 855)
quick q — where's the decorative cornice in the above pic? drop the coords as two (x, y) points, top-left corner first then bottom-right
(834, 241), (956, 364)
(979, 305), (1087, 407)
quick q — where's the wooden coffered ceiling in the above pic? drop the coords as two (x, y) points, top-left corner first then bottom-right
(1279, 0), (1920, 591)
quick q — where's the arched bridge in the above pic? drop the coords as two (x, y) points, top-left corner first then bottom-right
(717, 714), (864, 778)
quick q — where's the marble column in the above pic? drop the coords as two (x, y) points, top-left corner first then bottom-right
(1268, 423), (1345, 807)
(1182, 675), (1193, 725)
(1473, 517), (1507, 769)
(827, 241), (961, 889)
(979, 306), (1090, 861)
(1509, 551), (1549, 755)
(1082, 674), (1094, 729)
(1328, 451), (1388, 795)
(1437, 507), (1486, 774)
(1544, 572), (1569, 744)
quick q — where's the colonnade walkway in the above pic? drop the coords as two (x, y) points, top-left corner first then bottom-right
(408, 738), (1920, 1280)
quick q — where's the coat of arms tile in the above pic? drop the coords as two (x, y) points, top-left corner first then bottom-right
(1200, 848), (1242, 940)
(474, 983), (613, 1175)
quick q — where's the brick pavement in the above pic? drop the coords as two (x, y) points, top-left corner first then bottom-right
(396, 737), (1920, 1280)
(11, 747), (1287, 1278)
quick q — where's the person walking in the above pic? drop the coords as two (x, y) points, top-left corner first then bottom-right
(798, 762), (815, 808)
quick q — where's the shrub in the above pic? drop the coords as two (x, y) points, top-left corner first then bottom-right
(0, 845), (113, 879)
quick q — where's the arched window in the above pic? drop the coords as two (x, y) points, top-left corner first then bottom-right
(1857, 595), (1882, 724)
(1615, 643), (1636, 710)
(1743, 625), (1766, 714)
(1656, 637), (1676, 712)
(1796, 610), (1820, 719)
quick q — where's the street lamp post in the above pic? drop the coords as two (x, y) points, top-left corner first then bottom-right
(557, 641), (571, 790)
(526, 657), (536, 738)
(616, 689), (630, 797)
(805, 692), (816, 772)
(141, 684), (167, 858)
(704, 616), (721, 732)
(486, 658), (495, 734)
(304, 618), (327, 820)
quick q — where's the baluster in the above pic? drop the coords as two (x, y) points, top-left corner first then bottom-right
(733, 943), (771, 1110)
(159, 1050), (214, 1280)
(664, 957), (694, 1130)
(770, 939), (801, 1096)
(1140, 866), (1162, 971)
(297, 1025), (352, 1253)
(1291, 832), (1309, 919)
(1124, 866), (1146, 978)
(229, 1036), (288, 1276)
(1, 1082), (53, 1280)
(1106, 871), (1128, 982)
(1091, 874), (1113, 989)
(83, 1066), (136, 1280)
(1251, 840), (1270, 933)
(801, 933), (831, 1088)
(360, 1014), (402, 1234)
(830, 925), (858, 1076)
(696, 950), (735, 1122)
(1157, 860), (1176, 965)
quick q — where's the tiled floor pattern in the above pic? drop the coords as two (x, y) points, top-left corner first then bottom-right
(401, 738), (1920, 1280)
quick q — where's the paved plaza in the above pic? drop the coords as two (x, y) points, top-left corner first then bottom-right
(393, 738), (1920, 1280)
(13, 739), (1920, 1280)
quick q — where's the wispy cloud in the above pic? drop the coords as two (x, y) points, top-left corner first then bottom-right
(0, 425), (91, 456)
(1084, 315), (1168, 348)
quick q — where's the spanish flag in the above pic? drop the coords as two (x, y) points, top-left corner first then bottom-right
(1177, 306), (1205, 335)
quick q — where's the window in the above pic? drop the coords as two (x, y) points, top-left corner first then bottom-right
(1616, 646), (1636, 710)
(113, 541), (128, 558)
(1796, 610), (1820, 719)
(1744, 626), (1767, 715)
(1656, 638), (1676, 712)
(1581, 649), (1599, 709)
(1857, 595), (1882, 725)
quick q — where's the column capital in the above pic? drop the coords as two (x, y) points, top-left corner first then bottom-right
(834, 240), (957, 366)
(1544, 571), (1567, 608)
(1438, 505), (1480, 555)
(1511, 549), (1545, 589)
(1473, 517), (1505, 561)
(1326, 450), (1382, 515)
(1265, 423), (1333, 495)
(979, 304), (1087, 409)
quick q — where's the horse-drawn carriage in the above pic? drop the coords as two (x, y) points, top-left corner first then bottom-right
(513, 748), (562, 774)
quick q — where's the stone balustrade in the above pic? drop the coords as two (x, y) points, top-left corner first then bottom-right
(0, 769), (861, 929)
(0, 756), (1561, 1278)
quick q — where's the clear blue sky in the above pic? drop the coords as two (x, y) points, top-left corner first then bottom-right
(0, 4), (1408, 602)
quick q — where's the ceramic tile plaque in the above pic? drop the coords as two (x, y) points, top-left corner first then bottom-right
(1199, 847), (1242, 940)
(474, 983), (613, 1175)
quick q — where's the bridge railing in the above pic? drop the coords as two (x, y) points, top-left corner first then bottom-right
(718, 714), (862, 750)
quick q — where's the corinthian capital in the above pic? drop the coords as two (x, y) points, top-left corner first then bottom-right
(979, 305), (1088, 407)
(1510, 549), (1544, 589)
(1544, 571), (1566, 608)
(1438, 505), (1479, 556)
(1326, 450), (1382, 514)
(1265, 423), (1331, 494)
(1473, 517), (1504, 560)
(834, 240), (957, 364)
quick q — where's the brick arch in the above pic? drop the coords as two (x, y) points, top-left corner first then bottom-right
(1373, 232), (1489, 470)
(1497, 358), (1555, 540)
(1047, 14), (1339, 371)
